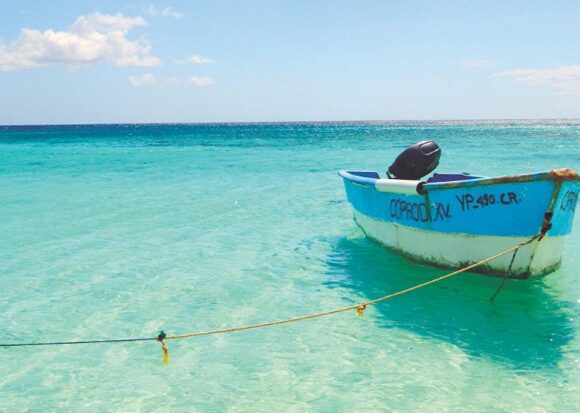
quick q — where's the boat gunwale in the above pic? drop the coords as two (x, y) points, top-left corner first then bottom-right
(338, 170), (378, 187)
(339, 168), (579, 192)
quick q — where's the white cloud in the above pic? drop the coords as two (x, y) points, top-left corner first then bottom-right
(495, 65), (580, 95)
(174, 54), (214, 65)
(146, 5), (158, 16)
(460, 59), (492, 69)
(127, 75), (215, 87)
(189, 55), (213, 64)
(72, 13), (146, 34)
(129, 73), (156, 86)
(188, 76), (215, 87)
(158, 76), (215, 87)
(162, 7), (184, 18)
(0, 12), (160, 71)
(165, 76), (179, 85)
(147, 5), (184, 18)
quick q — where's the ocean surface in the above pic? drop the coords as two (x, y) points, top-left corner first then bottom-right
(0, 121), (579, 412)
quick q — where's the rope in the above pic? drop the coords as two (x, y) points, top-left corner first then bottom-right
(166, 234), (539, 341)
(487, 193), (557, 302)
(0, 337), (156, 347)
(489, 248), (518, 302)
(0, 234), (542, 362)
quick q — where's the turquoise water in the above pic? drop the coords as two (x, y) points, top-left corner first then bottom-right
(0, 121), (579, 411)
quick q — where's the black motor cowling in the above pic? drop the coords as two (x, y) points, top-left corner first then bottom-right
(387, 141), (441, 180)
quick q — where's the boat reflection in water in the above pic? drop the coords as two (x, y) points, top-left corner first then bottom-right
(324, 235), (575, 370)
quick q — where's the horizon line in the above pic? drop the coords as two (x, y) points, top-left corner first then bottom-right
(2, 118), (580, 128)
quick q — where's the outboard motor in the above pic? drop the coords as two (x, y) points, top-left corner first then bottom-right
(387, 141), (441, 180)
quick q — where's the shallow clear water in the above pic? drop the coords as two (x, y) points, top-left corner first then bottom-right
(1, 121), (579, 411)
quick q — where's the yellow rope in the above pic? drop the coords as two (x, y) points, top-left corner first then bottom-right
(1, 234), (542, 366)
(165, 235), (539, 342)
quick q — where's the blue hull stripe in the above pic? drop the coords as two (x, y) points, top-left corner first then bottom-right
(340, 170), (579, 237)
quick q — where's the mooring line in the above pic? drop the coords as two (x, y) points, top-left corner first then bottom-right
(0, 337), (156, 347)
(0, 234), (541, 364)
(165, 235), (539, 342)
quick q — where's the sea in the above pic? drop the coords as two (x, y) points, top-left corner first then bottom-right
(0, 121), (579, 412)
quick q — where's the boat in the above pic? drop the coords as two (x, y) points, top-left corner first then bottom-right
(339, 141), (580, 278)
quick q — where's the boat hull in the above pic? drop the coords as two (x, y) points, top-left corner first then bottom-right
(354, 210), (564, 278)
(340, 169), (579, 278)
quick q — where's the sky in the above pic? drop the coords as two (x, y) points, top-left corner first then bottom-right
(1, 0), (579, 124)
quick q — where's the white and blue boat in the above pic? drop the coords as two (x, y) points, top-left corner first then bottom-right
(340, 142), (579, 279)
